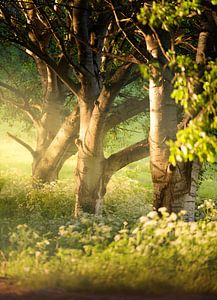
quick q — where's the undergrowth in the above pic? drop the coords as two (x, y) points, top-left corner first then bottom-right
(0, 206), (217, 295)
(0, 165), (217, 295)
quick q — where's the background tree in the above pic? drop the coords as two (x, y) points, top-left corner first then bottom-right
(0, 0), (149, 214)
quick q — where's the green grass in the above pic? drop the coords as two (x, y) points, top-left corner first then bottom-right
(0, 119), (217, 295)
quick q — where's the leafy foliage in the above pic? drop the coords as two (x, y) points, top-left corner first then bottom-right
(138, 0), (201, 31)
(169, 59), (217, 164)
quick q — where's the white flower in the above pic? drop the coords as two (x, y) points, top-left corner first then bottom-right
(167, 222), (175, 229)
(190, 222), (197, 232)
(178, 210), (187, 216)
(168, 212), (177, 222)
(158, 207), (167, 213)
(114, 234), (121, 241)
(139, 216), (148, 223)
(35, 251), (41, 258)
(132, 227), (139, 235)
(147, 211), (158, 219)
(143, 220), (158, 228)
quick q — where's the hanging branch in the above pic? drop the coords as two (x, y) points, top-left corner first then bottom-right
(7, 132), (36, 157)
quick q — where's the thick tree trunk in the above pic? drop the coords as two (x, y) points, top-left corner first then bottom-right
(29, 56), (79, 182)
(146, 33), (178, 213)
(147, 27), (208, 220)
(149, 73), (178, 212)
(148, 65), (200, 219)
(75, 149), (106, 215)
(74, 136), (150, 216)
(32, 98), (64, 182)
(74, 85), (105, 215)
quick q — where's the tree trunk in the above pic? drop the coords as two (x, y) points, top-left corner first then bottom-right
(74, 85), (106, 215)
(75, 149), (106, 215)
(149, 73), (178, 212)
(171, 26), (209, 220)
(74, 135), (150, 216)
(147, 26), (208, 220)
(32, 107), (79, 182)
(74, 90), (150, 216)
(29, 57), (79, 182)
(171, 159), (201, 221)
(146, 33), (179, 213)
(32, 98), (64, 181)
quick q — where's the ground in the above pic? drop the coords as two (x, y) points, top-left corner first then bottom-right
(0, 279), (216, 300)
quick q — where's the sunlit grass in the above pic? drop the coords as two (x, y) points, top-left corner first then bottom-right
(1, 120), (217, 295)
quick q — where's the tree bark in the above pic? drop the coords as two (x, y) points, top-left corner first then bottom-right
(146, 32), (179, 213)
(147, 23), (209, 220)
(172, 25), (209, 219)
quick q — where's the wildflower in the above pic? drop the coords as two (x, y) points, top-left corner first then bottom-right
(35, 251), (41, 258)
(158, 207), (167, 214)
(132, 227), (139, 235)
(139, 216), (148, 223)
(168, 212), (177, 222)
(147, 211), (158, 219)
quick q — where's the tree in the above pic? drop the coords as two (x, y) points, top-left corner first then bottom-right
(110, 0), (217, 220)
(140, 1), (217, 220)
(0, 0), (149, 214)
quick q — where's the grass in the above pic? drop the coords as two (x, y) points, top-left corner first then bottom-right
(0, 119), (217, 295)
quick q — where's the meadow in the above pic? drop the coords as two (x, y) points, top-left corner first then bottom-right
(0, 118), (217, 296)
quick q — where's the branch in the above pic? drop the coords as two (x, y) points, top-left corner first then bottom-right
(0, 81), (27, 99)
(24, 42), (80, 97)
(103, 63), (135, 109)
(108, 0), (150, 63)
(105, 138), (149, 178)
(0, 94), (40, 127)
(35, 4), (82, 76)
(92, 11), (112, 69)
(3, 32), (80, 98)
(104, 94), (149, 132)
(123, 71), (141, 87)
(7, 132), (35, 157)
(73, 0), (94, 75)
(109, 63), (133, 88)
